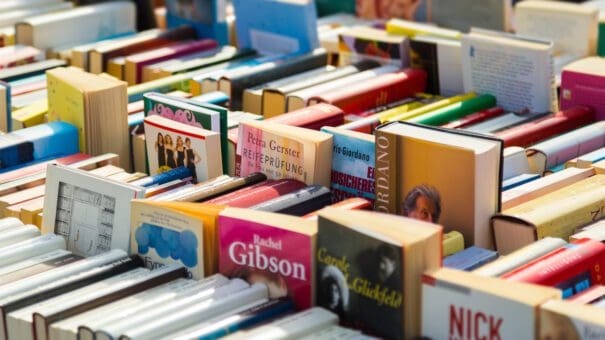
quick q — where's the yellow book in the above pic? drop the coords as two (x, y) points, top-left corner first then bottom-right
(11, 99), (47, 130)
(21, 201), (44, 225)
(540, 300), (605, 339)
(380, 92), (475, 123)
(107, 57), (125, 80)
(442, 231), (464, 257)
(130, 200), (226, 278)
(492, 175), (605, 255)
(386, 18), (462, 39)
(35, 212), (43, 229)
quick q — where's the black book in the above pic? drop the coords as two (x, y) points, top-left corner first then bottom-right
(249, 185), (332, 216)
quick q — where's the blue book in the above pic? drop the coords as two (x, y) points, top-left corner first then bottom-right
(132, 166), (193, 187)
(502, 173), (540, 191)
(233, 0), (319, 55)
(443, 246), (499, 271)
(165, 0), (229, 45)
(0, 122), (79, 173)
(195, 299), (294, 339)
(321, 126), (375, 205)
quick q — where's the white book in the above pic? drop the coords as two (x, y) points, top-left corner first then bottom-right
(571, 220), (605, 242)
(223, 307), (338, 340)
(120, 283), (269, 340)
(42, 164), (146, 256)
(0, 2), (73, 28)
(0, 249), (71, 278)
(526, 121), (605, 174)
(76, 274), (229, 340)
(95, 278), (250, 340)
(7, 267), (150, 340)
(540, 300), (605, 338)
(472, 237), (566, 277)
(0, 224), (39, 248)
(0, 217), (24, 233)
(15, 2), (135, 50)
(462, 28), (557, 114)
(286, 64), (400, 111)
(502, 146), (531, 180)
(0, 0), (63, 12)
(0, 234), (65, 268)
(411, 34), (463, 97)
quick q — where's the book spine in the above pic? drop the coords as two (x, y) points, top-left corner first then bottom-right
(442, 107), (505, 129)
(374, 128), (398, 213)
(410, 94), (497, 126)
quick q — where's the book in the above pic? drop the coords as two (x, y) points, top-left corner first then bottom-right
(540, 300), (605, 338)
(443, 246), (499, 271)
(46, 67), (130, 171)
(421, 268), (560, 340)
(0, 45), (44, 69)
(560, 57), (605, 121)
(233, 0), (319, 55)
(0, 59), (66, 83)
(461, 28), (557, 114)
(566, 146), (605, 168)
(385, 18), (462, 40)
(525, 121), (605, 174)
(250, 185), (332, 216)
(131, 200), (226, 278)
(338, 26), (409, 67)
(165, 0), (228, 45)
(464, 111), (550, 134)
(88, 26), (197, 74)
(356, 0), (430, 21)
(302, 197), (372, 221)
(144, 92), (229, 174)
(0, 224), (39, 248)
(219, 49), (328, 110)
(443, 231), (465, 257)
(266, 103), (344, 131)
(430, 0), (513, 32)
(496, 107), (595, 148)
(206, 179), (307, 208)
(236, 120), (333, 187)
(374, 121), (503, 249)
(308, 68), (427, 116)
(262, 60), (379, 117)
(492, 175), (605, 254)
(171, 173), (267, 202)
(502, 167), (594, 210)
(407, 94), (497, 126)
(219, 207), (316, 309)
(316, 208), (441, 339)
(503, 146), (531, 181)
(11, 99), (47, 130)
(569, 285), (605, 304)
(571, 220), (605, 242)
(144, 115), (223, 183)
(0, 234), (65, 268)
(0, 249), (74, 283)
(124, 39), (219, 85)
(502, 173), (541, 191)
(15, 2), (136, 51)
(502, 239), (605, 298)
(41, 164), (145, 256)
(409, 34), (464, 97)
(320, 126), (375, 205)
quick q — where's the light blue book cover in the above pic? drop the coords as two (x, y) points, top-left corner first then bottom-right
(165, 0), (229, 45)
(233, 0), (319, 55)
(443, 246), (499, 271)
(321, 126), (375, 205)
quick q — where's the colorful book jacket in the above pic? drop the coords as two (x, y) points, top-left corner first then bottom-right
(165, 0), (228, 45)
(321, 126), (375, 205)
(338, 27), (408, 67)
(316, 214), (404, 339)
(218, 213), (315, 309)
(144, 115), (222, 184)
(144, 92), (228, 174)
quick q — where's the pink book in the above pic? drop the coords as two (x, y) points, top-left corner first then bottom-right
(560, 57), (605, 121)
(218, 207), (317, 310)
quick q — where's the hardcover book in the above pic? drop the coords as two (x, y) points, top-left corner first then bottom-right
(316, 208), (442, 339)
(320, 126), (375, 205)
(374, 121), (503, 249)
(236, 120), (333, 187)
(144, 115), (223, 183)
(219, 207), (317, 309)
(41, 164), (145, 257)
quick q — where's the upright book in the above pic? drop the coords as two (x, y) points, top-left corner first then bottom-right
(165, 0), (228, 45)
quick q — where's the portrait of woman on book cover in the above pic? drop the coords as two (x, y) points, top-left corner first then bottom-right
(402, 184), (442, 224)
(319, 265), (350, 319)
(185, 137), (201, 183)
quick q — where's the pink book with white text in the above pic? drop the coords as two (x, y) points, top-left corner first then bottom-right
(561, 57), (605, 121)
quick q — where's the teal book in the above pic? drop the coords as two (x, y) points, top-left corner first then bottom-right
(316, 0), (355, 17)
(320, 126), (375, 206)
(143, 92), (229, 174)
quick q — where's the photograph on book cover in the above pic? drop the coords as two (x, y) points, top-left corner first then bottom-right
(147, 128), (205, 183)
(401, 184), (441, 224)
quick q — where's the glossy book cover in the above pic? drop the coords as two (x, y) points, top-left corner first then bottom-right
(218, 214), (314, 309)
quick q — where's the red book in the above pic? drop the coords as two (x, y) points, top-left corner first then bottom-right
(205, 179), (307, 208)
(307, 69), (427, 115)
(502, 239), (605, 298)
(0, 153), (90, 184)
(441, 107), (505, 129)
(495, 106), (595, 148)
(266, 103), (344, 131)
(568, 285), (605, 305)
(125, 39), (218, 84)
(11, 80), (47, 97)
(302, 197), (371, 220)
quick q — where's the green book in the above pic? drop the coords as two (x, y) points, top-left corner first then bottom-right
(409, 94), (497, 126)
(143, 92), (229, 174)
(315, 0), (355, 17)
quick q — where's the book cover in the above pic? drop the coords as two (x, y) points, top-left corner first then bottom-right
(144, 115), (222, 184)
(144, 92), (228, 174)
(409, 35), (464, 96)
(560, 57), (605, 121)
(442, 246), (499, 271)
(338, 26), (409, 67)
(165, 0), (228, 45)
(131, 200), (225, 278)
(41, 164), (145, 257)
(233, 0), (319, 56)
(236, 120), (333, 187)
(219, 207), (316, 309)
(316, 208), (442, 339)
(320, 126), (375, 205)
